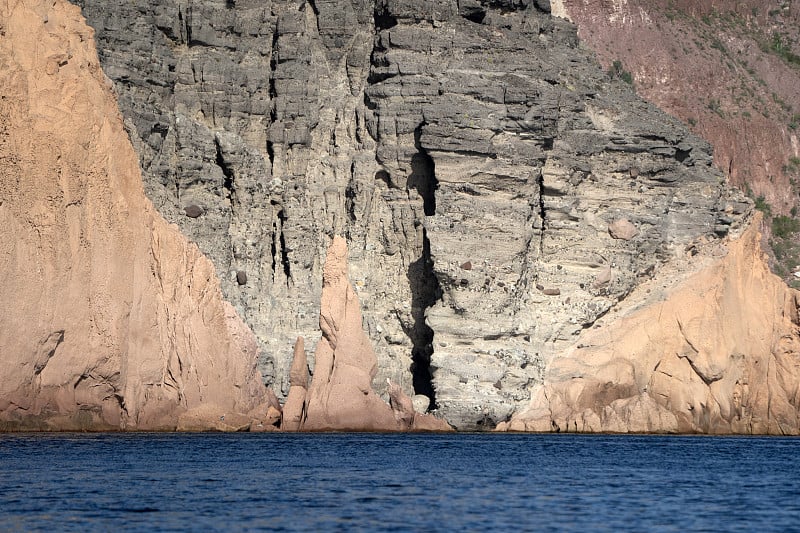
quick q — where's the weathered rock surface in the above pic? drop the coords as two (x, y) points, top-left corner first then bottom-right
(73, 0), (754, 429)
(287, 236), (450, 431)
(555, 0), (800, 217)
(0, 0), (277, 431)
(280, 337), (309, 431)
(500, 215), (800, 434)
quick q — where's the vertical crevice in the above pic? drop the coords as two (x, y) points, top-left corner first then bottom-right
(345, 161), (357, 223)
(278, 209), (291, 282)
(271, 220), (278, 278)
(267, 24), (279, 170)
(407, 229), (441, 410)
(409, 125), (438, 216)
(184, 5), (193, 46)
(406, 123), (441, 410)
(215, 137), (235, 214)
(537, 170), (546, 254)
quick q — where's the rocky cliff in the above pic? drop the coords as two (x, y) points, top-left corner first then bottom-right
(501, 214), (800, 434)
(0, 0), (278, 431)
(555, 0), (800, 282)
(555, 0), (800, 214)
(71, 0), (754, 429)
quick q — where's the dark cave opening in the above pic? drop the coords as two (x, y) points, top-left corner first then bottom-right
(461, 8), (486, 24)
(374, 1), (398, 30)
(215, 138), (235, 212)
(407, 229), (442, 410)
(408, 125), (438, 216)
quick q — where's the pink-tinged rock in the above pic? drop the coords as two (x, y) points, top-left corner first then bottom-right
(504, 215), (800, 434)
(608, 218), (639, 240)
(0, 0), (275, 431)
(281, 337), (308, 431)
(388, 380), (454, 432)
(302, 237), (401, 431)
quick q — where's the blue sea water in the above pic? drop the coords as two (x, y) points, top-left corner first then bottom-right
(0, 433), (798, 532)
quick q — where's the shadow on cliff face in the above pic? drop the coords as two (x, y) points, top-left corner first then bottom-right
(407, 230), (442, 410)
(406, 125), (441, 409)
(408, 126), (438, 216)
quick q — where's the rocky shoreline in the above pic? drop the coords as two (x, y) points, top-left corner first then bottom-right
(1, 0), (798, 434)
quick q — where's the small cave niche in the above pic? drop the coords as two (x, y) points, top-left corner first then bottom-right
(374, 3), (398, 30)
(675, 147), (691, 163)
(407, 126), (438, 216)
(375, 169), (393, 188)
(461, 8), (486, 24)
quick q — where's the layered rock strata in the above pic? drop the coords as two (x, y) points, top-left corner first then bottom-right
(500, 215), (800, 434)
(0, 0), (278, 431)
(555, 0), (800, 216)
(74, 0), (751, 429)
(285, 237), (451, 431)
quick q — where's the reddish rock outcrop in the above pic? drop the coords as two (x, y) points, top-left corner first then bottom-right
(280, 337), (308, 431)
(556, 0), (800, 216)
(0, 0), (277, 430)
(499, 216), (800, 434)
(295, 236), (451, 432)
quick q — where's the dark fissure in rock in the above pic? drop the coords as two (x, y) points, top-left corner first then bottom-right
(409, 125), (438, 216)
(345, 162), (357, 223)
(374, 1), (398, 30)
(407, 228), (442, 410)
(278, 209), (291, 281)
(214, 138), (235, 213)
(267, 27), (279, 169)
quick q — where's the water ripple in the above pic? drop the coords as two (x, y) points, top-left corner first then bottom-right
(1, 433), (798, 531)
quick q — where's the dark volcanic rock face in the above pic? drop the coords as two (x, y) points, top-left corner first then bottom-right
(74, 0), (749, 429)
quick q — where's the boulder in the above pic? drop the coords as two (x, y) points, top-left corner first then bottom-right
(608, 218), (639, 240)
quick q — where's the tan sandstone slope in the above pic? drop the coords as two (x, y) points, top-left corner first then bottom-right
(0, 0), (278, 430)
(500, 214), (800, 434)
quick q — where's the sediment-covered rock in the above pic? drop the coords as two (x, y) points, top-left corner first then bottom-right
(500, 215), (800, 434)
(0, 0), (277, 431)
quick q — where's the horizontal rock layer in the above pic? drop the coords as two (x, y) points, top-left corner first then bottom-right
(0, 0), (277, 431)
(73, 0), (752, 429)
(556, 0), (800, 217)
